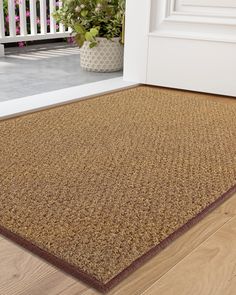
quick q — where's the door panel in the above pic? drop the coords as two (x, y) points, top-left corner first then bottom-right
(178, 0), (236, 9)
(147, 38), (236, 95)
(124, 0), (236, 96)
(175, 0), (236, 17)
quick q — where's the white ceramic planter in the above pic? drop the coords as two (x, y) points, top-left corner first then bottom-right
(80, 37), (124, 72)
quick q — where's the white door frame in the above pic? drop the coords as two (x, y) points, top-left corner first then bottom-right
(124, 0), (236, 96)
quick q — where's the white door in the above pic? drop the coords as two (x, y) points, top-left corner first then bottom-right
(124, 0), (236, 96)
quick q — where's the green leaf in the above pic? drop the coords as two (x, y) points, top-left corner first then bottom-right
(90, 28), (99, 37)
(74, 34), (85, 48)
(85, 32), (94, 42)
(81, 10), (88, 17)
(89, 42), (98, 48)
(74, 23), (86, 34)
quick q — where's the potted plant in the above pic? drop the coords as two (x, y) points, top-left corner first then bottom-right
(53, 0), (125, 72)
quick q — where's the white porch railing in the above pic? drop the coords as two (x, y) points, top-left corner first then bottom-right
(0, 0), (71, 44)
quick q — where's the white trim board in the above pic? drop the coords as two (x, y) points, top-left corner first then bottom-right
(0, 77), (137, 120)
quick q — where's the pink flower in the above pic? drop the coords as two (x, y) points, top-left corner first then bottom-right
(16, 27), (20, 34)
(26, 11), (30, 17)
(67, 37), (75, 44)
(56, 24), (59, 30)
(18, 41), (25, 48)
(36, 18), (40, 24)
(15, 15), (20, 22)
(5, 15), (9, 22)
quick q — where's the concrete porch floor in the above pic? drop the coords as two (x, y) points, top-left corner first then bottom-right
(0, 42), (122, 102)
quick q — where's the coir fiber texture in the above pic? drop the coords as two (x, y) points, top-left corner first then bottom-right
(1, 86), (236, 292)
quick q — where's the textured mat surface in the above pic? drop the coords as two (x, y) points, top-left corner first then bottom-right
(1, 86), (236, 292)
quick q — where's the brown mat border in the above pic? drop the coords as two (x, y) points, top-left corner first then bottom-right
(1, 184), (236, 293)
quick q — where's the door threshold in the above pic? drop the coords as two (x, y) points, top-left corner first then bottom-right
(0, 77), (137, 120)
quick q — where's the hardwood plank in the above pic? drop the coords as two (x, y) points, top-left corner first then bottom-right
(213, 193), (236, 216)
(19, 275), (87, 295)
(143, 215), (236, 295)
(0, 237), (88, 295)
(55, 283), (88, 295)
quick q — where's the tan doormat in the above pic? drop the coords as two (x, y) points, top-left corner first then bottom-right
(1, 86), (236, 292)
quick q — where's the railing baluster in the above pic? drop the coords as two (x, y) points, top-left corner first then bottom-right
(8, 0), (16, 37)
(39, 0), (47, 34)
(29, 0), (37, 35)
(49, 0), (56, 34)
(0, 0), (5, 38)
(19, 0), (27, 36)
(59, 0), (65, 33)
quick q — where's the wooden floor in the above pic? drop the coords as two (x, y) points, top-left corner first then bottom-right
(0, 192), (236, 295)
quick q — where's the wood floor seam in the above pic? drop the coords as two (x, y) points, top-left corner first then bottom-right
(55, 282), (81, 295)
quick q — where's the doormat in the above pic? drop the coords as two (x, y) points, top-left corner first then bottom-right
(1, 86), (236, 292)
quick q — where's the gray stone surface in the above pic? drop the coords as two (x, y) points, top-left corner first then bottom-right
(0, 42), (122, 102)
